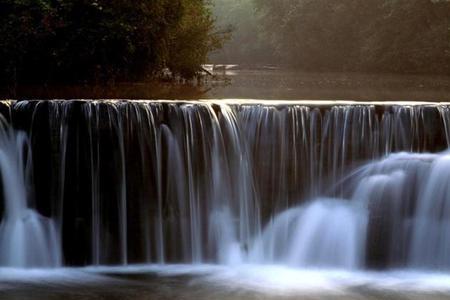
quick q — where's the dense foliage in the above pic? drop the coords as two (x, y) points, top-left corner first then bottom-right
(212, 0), (450, 75)
(0, 0), (222, 84)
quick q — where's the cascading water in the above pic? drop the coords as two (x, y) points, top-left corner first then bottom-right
(0, 118), (61, 268)
(247, 150), (450, 270)
(248, 199), (367, 269)
(1, 100), (450, 272)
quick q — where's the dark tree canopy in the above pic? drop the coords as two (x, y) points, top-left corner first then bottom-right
(0, 0), (222, 84)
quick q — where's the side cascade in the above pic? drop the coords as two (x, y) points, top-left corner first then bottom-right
(0, 118), (61, 268)
(248, 151), (450, 269)
(0, 100), (450, 271)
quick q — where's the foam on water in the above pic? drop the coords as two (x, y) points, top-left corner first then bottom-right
(0, 122), (61, 268)
(248, 199), (367, 269)
(80, 264), (450, 295)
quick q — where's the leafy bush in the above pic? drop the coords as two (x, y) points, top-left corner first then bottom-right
(0, 0), (223, 84)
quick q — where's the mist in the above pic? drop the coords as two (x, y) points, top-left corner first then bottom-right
(211, 0), (450, 75)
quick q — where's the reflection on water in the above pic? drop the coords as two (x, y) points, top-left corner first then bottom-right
(0, 266), (450, 299)
(206, 67), (450, 101)
(3, 67), (450, 101)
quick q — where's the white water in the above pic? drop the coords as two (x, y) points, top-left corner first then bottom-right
(4, 100), (450, 275)
(71, 102), (450, 270)
(0, 122), (61, 268)
(248, 199), (367, 269)
(224, 150), (450, 271)
(81, 264), (450, 295)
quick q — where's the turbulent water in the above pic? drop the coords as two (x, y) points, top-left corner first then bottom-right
(0, 117), (60, 268)
(0, 100), (450, 273)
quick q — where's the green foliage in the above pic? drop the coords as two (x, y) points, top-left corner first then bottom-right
(210, 0), (272, 64)
(360, 0), (450, 74)
(212, 0), (450, 75)
(167, 0), (224, 78)
(0, 0), (223, 84)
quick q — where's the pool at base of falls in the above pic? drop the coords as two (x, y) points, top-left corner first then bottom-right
(0, 265), (450, 299)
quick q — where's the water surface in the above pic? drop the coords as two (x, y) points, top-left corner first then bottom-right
(1, 266), (450, 300)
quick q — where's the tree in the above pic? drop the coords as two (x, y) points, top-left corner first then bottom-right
(167, 0), (224, 78)
(362, 0), (450, 74)
(210, 0), (273, 64)
(218, 0), (450, 74)
(0, 0), (223, 84)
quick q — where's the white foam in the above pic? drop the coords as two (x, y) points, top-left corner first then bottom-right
(0, 264), (449, 296)
(83, 264), (450, 295)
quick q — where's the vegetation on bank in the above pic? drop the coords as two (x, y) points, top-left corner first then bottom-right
(1, 0), (449, 89)
(211, 0), (450, 75)
(0, 0), (225, 85)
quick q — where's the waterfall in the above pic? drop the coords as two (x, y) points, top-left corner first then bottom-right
(0, 118), (61, 268)
(247, 150), (450, 270)
(248, 199), (367, 269)
(0, 100), (450, 270)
